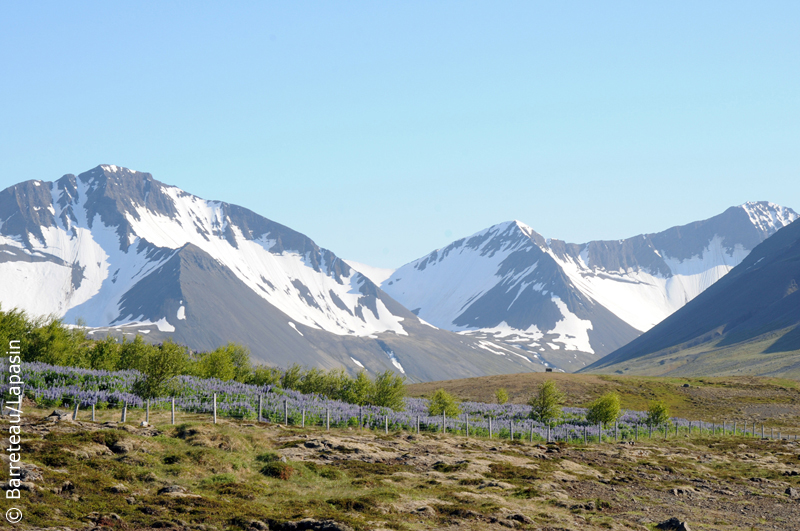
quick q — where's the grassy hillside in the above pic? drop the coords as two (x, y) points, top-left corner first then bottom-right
(585, 326), (800, 379)
(407, 372), (800, 427)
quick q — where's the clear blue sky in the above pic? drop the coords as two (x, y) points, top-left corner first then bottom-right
(1, 2), (798, 269)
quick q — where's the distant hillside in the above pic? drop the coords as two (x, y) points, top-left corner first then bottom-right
(582, 218), (800, 377)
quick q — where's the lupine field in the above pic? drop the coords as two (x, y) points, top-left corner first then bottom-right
(2, 362), (784, 442)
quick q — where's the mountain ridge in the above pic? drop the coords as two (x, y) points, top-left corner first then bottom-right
(380, 203), (798, 371)
(0, 165), (541, 381)
(581, 217), (800, 377)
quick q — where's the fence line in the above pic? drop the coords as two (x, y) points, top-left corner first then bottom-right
(43, 391), (800, 445)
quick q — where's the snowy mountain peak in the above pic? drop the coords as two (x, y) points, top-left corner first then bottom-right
(99, 164), (130, 174)
(0, 166), (409, 339)
(381, 201), (798, 372)
(738, 201), (798, 237)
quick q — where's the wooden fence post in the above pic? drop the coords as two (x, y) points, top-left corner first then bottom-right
(466, 415), (469, 437)
(284, 399), (288, 425)
(385, 415), (389, 434)
(213, 393), (217, 424)
(326, 407), (330, 431)
(92, 403), (96, 422)
(302, 408), (305, 428)
(416, 415), (420, 434)
(258, 395), (263, 423)
(146, 399), (150, 424)
(171, 397), (175, 425)
(122, 402), (127, 423)
(73, 401), (79, 421)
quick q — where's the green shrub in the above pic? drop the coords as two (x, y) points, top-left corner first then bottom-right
(586, 392), (621, 428)
(528, 380), (564, 424)
(495, 388), (509, 405)
(260, 462), (296, 480)
(248, 365), (282, 387)
(427, 388), (461, 416)
(646, 400), (670, 427)
(341, 370), (372, 406)
(369, 370), (406, 410)
(255, 452), (281, 463)
(130, 339), (189, 399)
(88, 336), (121, 371)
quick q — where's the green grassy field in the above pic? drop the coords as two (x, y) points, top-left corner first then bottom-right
(587, 326), (800, 379)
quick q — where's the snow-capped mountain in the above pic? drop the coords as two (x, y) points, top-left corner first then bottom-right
(381, 203), (798, 371)
(0, 165), (539, 381)
(583, 217), (800, 377)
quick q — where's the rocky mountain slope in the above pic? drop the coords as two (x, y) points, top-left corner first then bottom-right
(0, 165), (538, 381)
(381, 204), (798, 371)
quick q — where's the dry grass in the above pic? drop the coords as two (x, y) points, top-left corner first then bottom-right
(407, 372), (800, 428)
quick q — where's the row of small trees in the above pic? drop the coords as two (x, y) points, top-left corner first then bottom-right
(428, 380), (672, 427)
(1, 307), (407, 407)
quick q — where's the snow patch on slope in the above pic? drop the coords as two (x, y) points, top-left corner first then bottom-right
(550, 297), (594, 354)
(344, 259), (395, 285)
(551, 235), (749, 332)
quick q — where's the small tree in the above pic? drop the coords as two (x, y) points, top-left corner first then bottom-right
(586, 392), (621, 428)
(248, 365), (282, 387)
(131, 340), (189, 399)
(646, 400), (670, 427)
(281, 364), (304, 390)
(342, 370), (372, 406)
(427, 388), (461, 417)
(194, 346), (236, 381)
(495, 388), (509, 405)
(528, 380), (564, 424)
(118, 335), (155, 371)
(88, 335), (121, 371)
(369, 370), (406, 410)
